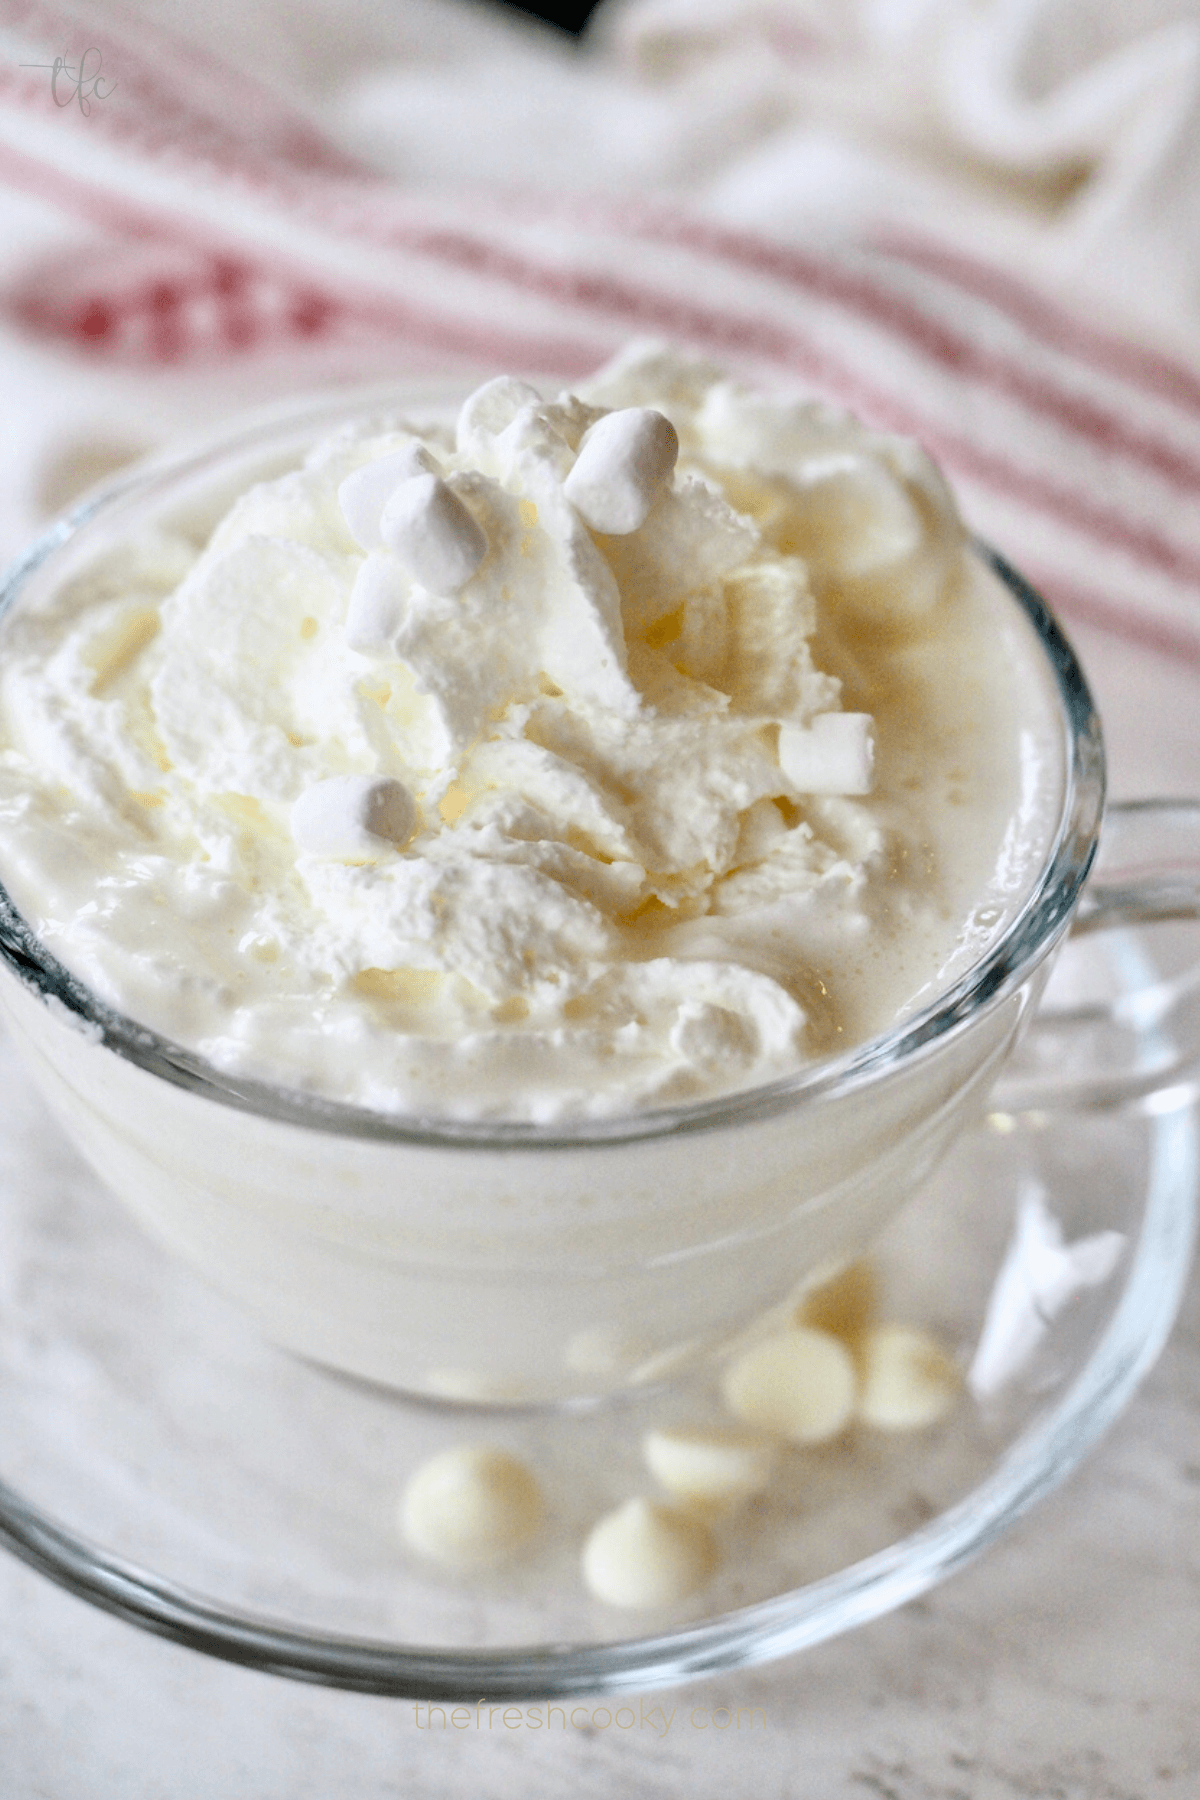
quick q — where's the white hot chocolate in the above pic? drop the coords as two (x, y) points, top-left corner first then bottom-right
(0, 349), (1075, 1398)
(0, 347), (1061, 1125)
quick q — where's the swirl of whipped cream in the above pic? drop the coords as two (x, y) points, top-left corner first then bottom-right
(0, 345), (1021, 1122)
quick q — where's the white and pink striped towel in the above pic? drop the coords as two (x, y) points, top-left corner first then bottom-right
(1, 0), (1200, 681)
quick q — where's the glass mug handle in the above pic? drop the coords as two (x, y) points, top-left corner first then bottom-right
(993, 799), (1200, 1115)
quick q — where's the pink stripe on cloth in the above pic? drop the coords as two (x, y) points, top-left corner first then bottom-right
(3, 0), (1200, 656)
(608, 209), (1200, 498)
(0, 140), (607, 375)
(1039, 571), (1200, 674)
(875, 229), (1200, 423)
(323, 218), (1200, 592)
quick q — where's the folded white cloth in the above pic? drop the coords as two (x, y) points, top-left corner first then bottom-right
(0, 0), (1198, 689)
(336, 0), (1200, 346)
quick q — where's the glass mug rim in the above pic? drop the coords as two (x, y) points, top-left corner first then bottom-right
(0, 383), (1106, 1150)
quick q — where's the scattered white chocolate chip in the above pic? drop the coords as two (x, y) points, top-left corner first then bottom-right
(642, 1424), (776, 1515)
(722, 1327), (857, 1444)
(778, 712), (875, 796)
(291, 774), (416, 862)
(563, 407), (679, 535)
(794, 1258), (878, 1342)
(581, 1498), (718, 1609)
(857, 1325), (960, 1431)
(338, 445), (440, 550)
(400, 1445), (543, 1569)
(379, 473), (488, 593)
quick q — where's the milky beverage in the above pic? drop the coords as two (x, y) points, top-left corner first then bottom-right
(0, 348), (1065, 1399)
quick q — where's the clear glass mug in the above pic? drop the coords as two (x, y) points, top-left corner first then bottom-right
(0, 383), (1190, 1410)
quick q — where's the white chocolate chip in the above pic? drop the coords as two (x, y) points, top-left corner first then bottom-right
(722, 1327), (857, 1444)
(563, 407), (679, 535)
(778, 713), (875, 796)
(642, 1424), (776, 1514)
(291, 774), (416, 862)
(338, 445), (439, 550)
(344, 551), (410, 655)
(581, 1498), (717, 1609)
(379, 474), (488, 593)
(400, 1445), (543, 1569)
(857, 1325), (960, 1431)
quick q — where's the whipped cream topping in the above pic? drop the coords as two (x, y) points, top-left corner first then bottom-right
(0, 347), (1058, 1120)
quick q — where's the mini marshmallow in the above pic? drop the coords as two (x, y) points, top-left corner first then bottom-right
(379, 474), (488, 594)
(291, 774), (416, 862)
(581, 1498), (717, 1609)
(722, 1327), (857, 1444)
(563, 407), (679, 535)
(344, 551), (411, 655)
(400, 1445), (543, 1569)
(642, 1424), (776, 1514)
(338, 445), (439, 551)
(857, 1325), (960, 1431)
(778, 712), (875, 796)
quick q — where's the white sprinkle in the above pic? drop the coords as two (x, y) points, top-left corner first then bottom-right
(338, 445), (439, 550)
(400, 1445), (543, 1569)
(379, 474), (488, 594)
(291, 774), (416, 862)
(581, 1498), (717, 1609)
(778, 712), (875, 796)
(563, 407), (679, 535)
(722, 1327), (858, 1444)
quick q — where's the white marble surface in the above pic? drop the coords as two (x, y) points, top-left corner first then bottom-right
(0, 625), (1196, 1797)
